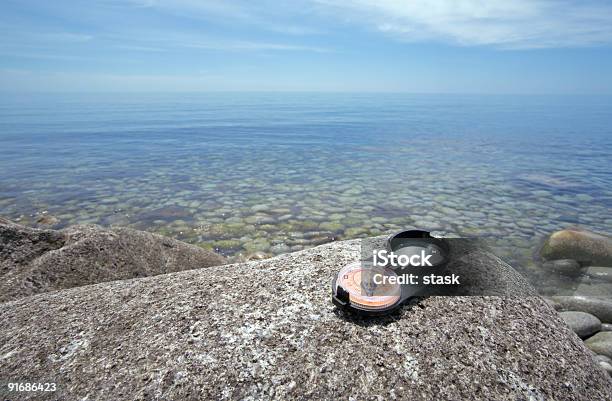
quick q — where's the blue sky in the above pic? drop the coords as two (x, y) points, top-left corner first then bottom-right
(1, 0), (612, 93)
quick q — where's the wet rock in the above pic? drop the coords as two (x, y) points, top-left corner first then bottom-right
(598, 361), (612, 376)
(250, 204), (270, 213)
(227, 254), (248, 264)
(585, 266), (612, 283)
(270, 243), (291, 254)
(540, 228), (612, 266)
(293, 220), (319, 230)
(0, 218), (226, 303)
(574, 282), (612, 297)
(35, 214), (60, 226)
(552, 296), (612, 323)
(559, 311), (602, 338)
(541, 259), (582, 276)
(302, 231), (333, 239)
(602, 323), (612, 332)
(141, 205), (191, 220)
(309, 236), (333, 246)
(544, 297), (562, 311)
(318, 221), (343, 232)
(594, 354), (612, 365)
(246, 215), (276, 225)
(246, 251), (271, 261)
(585, 332), (612, 359)
(328, 213), (345, 221)
(211, 239), (242, 250)
(243, 239), (271, 253)
(343, 227), (367, 238)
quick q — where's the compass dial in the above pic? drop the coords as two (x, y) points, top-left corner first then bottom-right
(335, 262), (401, 311)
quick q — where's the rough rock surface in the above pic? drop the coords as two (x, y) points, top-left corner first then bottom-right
(0, 239), (610, 400)
(560, 311), (602, 338)
(540, 228), (612, 266)
(552, 296), (612, 323)
(585, 332), (612, 359)
(0, 218), (227, 302)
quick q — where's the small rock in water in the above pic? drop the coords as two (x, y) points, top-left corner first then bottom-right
(585, 332), (612, 359)
(247, 251), (270, 261)
(541, 259), (582, 276)
(543, 297), (562, 311)
(597, 360), (612, 376)
(250, 204), (269, 213)
(585, 266), (612, 283)
(270, 243), (290, 254)
(559, 311), (601, 338)
(143, 205), (191, 220)
(36, 214), (59, 226)
(601, 323), (612, 332)
(594, 354), (612, 365)
(540, 228), (612, 266)
(573, 282), (612, 297)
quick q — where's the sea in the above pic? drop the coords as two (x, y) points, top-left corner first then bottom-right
(1, 93), (611, 294)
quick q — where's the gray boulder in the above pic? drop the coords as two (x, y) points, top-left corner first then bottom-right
(0, 218), (226, 302)
(594, 354), (612, 364)
(552, 296), (612, 323)
(599, 361), (612, 376)
(540, 228), (612, 266)
(586, 266), (612, 283)
(585, 332), (612, 359)
(559, 311), (602, 338)
(0, 239), (610, 400)
(541, 259), (582, 275)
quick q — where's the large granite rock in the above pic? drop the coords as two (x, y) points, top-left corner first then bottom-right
(540, 228), (612, 266)
(0, 218), (227, 302)
(0, 238), (610, 400)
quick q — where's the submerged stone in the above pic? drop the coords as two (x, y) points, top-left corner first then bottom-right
(319, 222), (344, 232)
(540, 229), (612, 266)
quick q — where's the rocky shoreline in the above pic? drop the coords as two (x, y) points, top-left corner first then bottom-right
(550, 297), (612, 376)
(534, 227), (612, 376)
(0, 218), (611, 399)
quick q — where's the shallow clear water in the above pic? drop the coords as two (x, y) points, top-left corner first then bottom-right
(1, 93), (611, 294)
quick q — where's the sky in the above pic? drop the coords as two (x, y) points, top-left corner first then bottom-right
(1, 0), (612, 93)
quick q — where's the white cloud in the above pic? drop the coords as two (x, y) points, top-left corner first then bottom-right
(128, 0), (323, 36)
(316, 0), (612, 48)
(115, 45), (167, 52)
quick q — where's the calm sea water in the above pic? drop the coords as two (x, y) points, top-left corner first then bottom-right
(1, 93), (611, 293)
